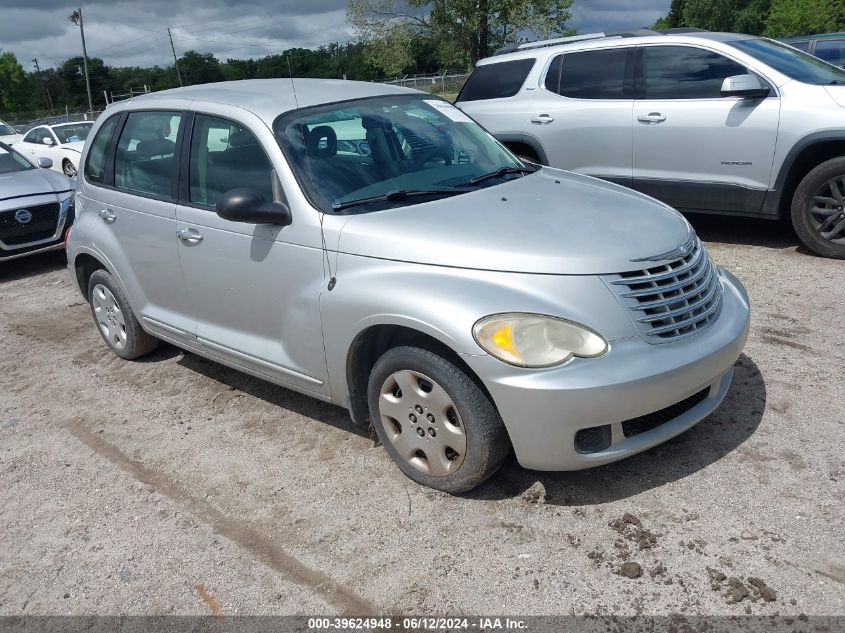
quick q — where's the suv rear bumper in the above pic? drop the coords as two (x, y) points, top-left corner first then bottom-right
(463, 268), (750, 471)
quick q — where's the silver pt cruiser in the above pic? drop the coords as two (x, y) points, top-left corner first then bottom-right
(66, 80), (750, 493)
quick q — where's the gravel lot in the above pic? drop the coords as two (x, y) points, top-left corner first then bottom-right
(0, 216), (843, 619)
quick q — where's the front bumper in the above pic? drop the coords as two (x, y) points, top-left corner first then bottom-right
(463, 268), (750, 471)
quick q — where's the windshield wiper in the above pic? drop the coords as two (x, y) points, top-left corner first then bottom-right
(331, 188), (468, 211)
(467, 165), (538, 185)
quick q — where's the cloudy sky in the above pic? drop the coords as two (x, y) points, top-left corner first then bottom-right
(0, 0), (670, 71)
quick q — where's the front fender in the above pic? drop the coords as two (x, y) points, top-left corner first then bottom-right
(321, 253), (635, 406)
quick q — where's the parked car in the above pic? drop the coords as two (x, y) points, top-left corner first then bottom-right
(782, 32), (845, 67)
(66, 79), (749, 492)
(456, 30), (845, 259)
(16, 121), (94, 178)
(0, 141), (75, 261)
(0, 120), (22, 146)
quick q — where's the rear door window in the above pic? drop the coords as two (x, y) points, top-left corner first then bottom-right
(643, 46), (747, 99)
(815, 39), (845, 67)
(552, 48), (633, 99)
(114, 111), (182, 199)
(84, 115), (120, 185)
(188, 113), (274, 207)
(458, 59), (536, 101)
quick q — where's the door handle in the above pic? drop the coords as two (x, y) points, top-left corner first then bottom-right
(637, 112), (667, 124)
(98, 208), (116, 223)
(176, 228), (203, 244)
(530, 114), (555, 124)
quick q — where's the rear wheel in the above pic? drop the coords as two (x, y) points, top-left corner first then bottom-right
(367, 346), (510, 493)
(87, 270), (158, 359)
(791, 157), (845, 259)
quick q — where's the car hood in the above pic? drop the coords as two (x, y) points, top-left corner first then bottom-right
(337, 168), (694, 275)
(824, 85), (845, 108)
(0, 168), (73, 202)
(62, 140), (85, 153)
(0, 133), (22, 145)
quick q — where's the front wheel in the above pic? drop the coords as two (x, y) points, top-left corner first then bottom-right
(62, 159), (77, 178)
(367, 346), (510, 493)
(791, 157), (845, 259)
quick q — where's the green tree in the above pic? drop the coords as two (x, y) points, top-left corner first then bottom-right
(178, 51), (224, 86)
(764, 0), (844, 36)
(652, 0), (772, 35)
(348, 0), (575, 75)
(0, 52), (29, 111)
(653, 0), (687, 29)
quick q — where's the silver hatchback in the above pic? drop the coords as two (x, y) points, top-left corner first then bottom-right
(67, 79), (750, 493)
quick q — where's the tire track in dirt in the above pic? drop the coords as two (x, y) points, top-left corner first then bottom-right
(65, 419), (378, 616)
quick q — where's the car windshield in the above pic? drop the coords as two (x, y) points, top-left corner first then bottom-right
(731, 38), (845, 85)
(0, 122), (17, 136)
(0, 143), (35, 174)
(273, 94), (528, 213)
(53, 123), (92, 144)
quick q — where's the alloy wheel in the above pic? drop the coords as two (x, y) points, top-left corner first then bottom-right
(63, 161), (77, 177)
(92, 283), (127, 350)
(378, 370), (467, 476)
(810, 175), (845, 245)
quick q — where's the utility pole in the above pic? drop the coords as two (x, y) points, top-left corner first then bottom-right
(168, 28), (183, 87)
(68, 8), (94, 115)
(32, 58), (54, 110)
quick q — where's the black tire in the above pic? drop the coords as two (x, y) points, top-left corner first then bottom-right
(87, 269), (158, 359)
(62, 159), (77, 178)
(791, 157), (845, 259)
(367, 346), (510, 493)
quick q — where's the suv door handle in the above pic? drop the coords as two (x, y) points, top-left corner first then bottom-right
(530, 114), (554, 124)
(637, 112), (667, 124)
(176, 228), (203, 244)
(98, 208), (116, 223)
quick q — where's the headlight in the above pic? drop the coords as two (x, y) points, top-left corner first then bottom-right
(472, 313), (608, 368)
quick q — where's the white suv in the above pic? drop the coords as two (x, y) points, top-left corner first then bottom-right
(456, 30), (845, 259)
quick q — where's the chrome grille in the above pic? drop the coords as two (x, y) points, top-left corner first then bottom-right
(606, 237), (722, 342)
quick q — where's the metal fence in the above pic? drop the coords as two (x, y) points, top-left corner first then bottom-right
(0, 108), (103, 133)
(382, 72), (470, 101)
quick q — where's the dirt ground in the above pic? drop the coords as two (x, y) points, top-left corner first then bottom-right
(0, 215), (843, 619)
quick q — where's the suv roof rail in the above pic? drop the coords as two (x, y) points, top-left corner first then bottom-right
(493, 32), (610, 55)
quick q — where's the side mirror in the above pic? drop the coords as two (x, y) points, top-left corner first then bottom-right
(42, 137), (54, 146)
(36, 157), (53, 169)
(216, 188), (292, 226)
(721, 74), (770, 99)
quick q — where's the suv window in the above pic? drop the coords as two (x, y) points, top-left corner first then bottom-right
(816, 39), (845, 67)
(114, 111), (181, 198)
(644, 46), (747, 99)
(547, 48), (633, 99)
(85, 115), (120, 184)
(787, 40), (811, 52)
(189, 114), (274, 207)
(458, 59), (536, 101)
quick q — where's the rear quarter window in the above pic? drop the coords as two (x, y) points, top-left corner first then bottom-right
(458, 59), (536, 101)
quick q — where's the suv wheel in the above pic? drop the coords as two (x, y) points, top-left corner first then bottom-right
(367, 346), (510, 493)
(87, 270), (158, 359)
(791, 157), (845, 259)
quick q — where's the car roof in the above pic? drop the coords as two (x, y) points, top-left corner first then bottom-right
(51, 121), (92, 128)
(480, 31), (759, 65)
(126, 78), (420, 123)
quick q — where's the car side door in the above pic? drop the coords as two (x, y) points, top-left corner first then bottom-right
(82, 107), (196, 340)
(20, 127), (51, 162)
(174, 108), (330, 397)
(455, 58), (541, 153)
(632, 44), (781, 215)
(523, 47), (635, 187)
